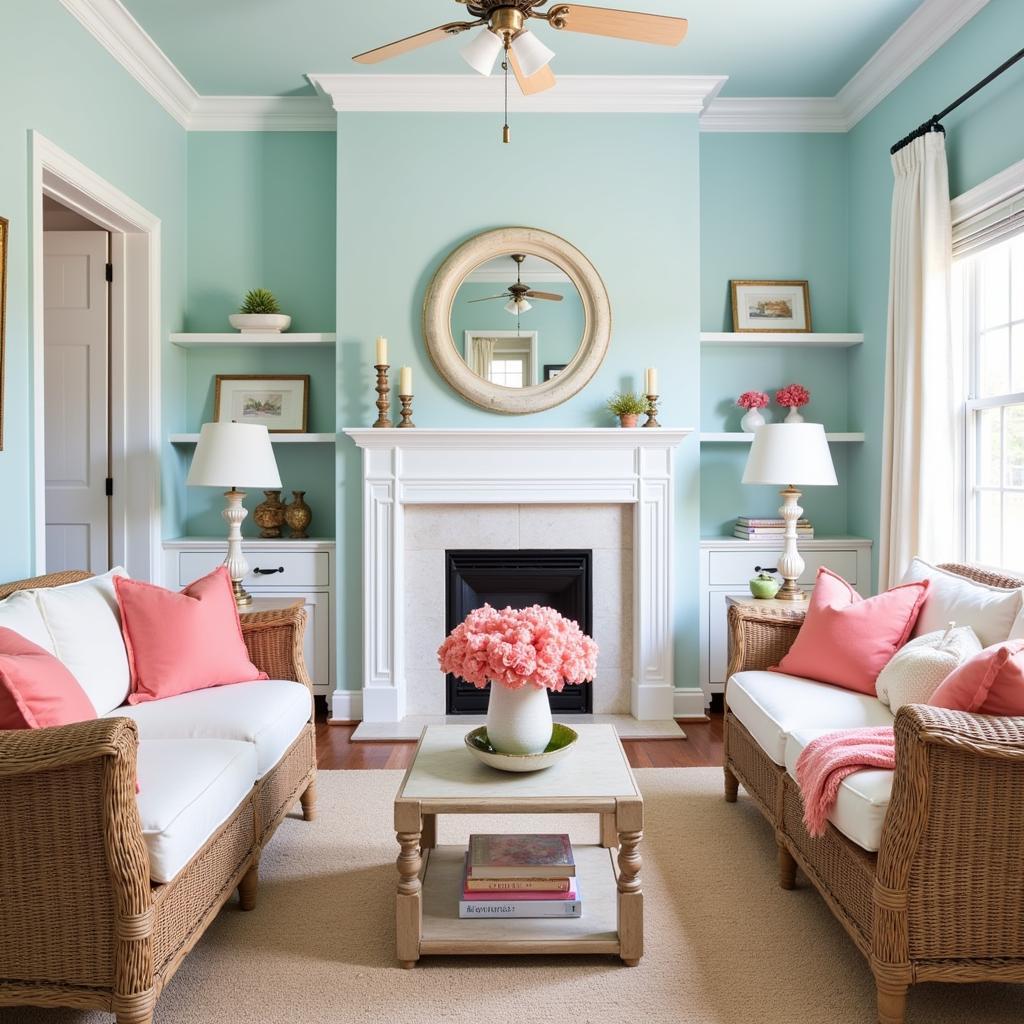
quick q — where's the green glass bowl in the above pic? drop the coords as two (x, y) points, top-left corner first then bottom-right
(464, 723), (579, 773)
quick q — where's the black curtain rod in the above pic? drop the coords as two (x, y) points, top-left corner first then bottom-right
(890, 44), (1024, 155)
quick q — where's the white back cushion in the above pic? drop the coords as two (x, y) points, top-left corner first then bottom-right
(0, 590), (57, 652)
(901, 557), (1023, 647)
(36, 569), (131, 715)
(875, 625), (982, 714)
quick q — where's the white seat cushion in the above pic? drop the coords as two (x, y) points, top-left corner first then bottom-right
(107, 679), (311, 777)
(0, 590), (57, 652)
(136, 738), (257, 883)
(727, 670), (895, 766)
(784, 728), (893, 853)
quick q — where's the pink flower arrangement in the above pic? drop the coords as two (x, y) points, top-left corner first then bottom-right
(737, 390), (770, 410)
(776, 383), (810, 408)
(437, 604), (598, 693)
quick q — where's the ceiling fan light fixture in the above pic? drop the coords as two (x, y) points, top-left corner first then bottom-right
(460, 26), (503, 76)
(505, 297), (532, 314)
(509, 29), (555, 78)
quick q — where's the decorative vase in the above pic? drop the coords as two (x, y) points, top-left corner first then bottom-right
(784, 406), (805, 424)
(253, 489), (286, 538)
(284, 491), (312, 539)
(485, 682), (553, 755)
(228, 313), (292, 334)
(618, 413), (639, 428)
(750, 576), (781, 599)
(740, 408), (766, 433)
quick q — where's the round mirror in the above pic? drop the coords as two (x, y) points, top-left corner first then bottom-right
(423, 228), (611, 414)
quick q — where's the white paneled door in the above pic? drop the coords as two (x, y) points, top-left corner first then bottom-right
(43, 230), (110, 573)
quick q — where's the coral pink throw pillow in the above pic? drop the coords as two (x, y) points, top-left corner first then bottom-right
(115, 567), (267, 705)
(774, 567), (930, 694)
(0, 627), (97, 729)
(930, 640), (1024, 715)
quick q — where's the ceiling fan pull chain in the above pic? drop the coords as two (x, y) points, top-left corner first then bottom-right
(502, 46), (511, 144)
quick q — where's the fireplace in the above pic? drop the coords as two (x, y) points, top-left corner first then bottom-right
(445, 549), (593, 715)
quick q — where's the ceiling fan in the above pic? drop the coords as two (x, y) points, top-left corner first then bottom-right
(467, 254), (565, 314)
(353, 2), (688, 139)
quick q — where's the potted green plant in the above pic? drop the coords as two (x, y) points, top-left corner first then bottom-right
(229, 288), (291, 334)
(749, 566), (781, 599)
(606, 391), (649, 428)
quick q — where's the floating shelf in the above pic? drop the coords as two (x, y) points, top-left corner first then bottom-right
(169, 433), (335, 445)
(700, 332), (863, 347)
(699, 432), (865, 443)
(170, 333), (336, 348)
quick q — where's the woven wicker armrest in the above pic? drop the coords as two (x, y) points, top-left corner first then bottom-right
(726, 602), (804, 676)
(0, 714), (140, 776)
(896, 702), (1024, 759)
(240, 605), (313, 692)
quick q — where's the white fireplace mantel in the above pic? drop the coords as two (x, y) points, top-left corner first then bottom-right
(343, 428), (692, 723)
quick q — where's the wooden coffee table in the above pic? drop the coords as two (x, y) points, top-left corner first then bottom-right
(393, 724), (644, 968)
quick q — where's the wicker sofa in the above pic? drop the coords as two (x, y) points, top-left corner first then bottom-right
(723, 563), (1024, 1024)
(0, 570), (318, 1024)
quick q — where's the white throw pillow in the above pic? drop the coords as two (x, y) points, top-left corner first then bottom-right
(901, 557), (1022, 647)
(875, 625), (982, 714)
(35, 568), (131, 715)
(0, 589), (58, 652)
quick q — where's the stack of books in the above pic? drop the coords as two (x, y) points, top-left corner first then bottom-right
(734, 515), (813, 540)
(459, 833), (581, 919)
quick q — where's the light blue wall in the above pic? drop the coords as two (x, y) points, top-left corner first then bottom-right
(0, 0), (187, 580)
(336, 112), (701, 693)
(847, 0), (1024, 587)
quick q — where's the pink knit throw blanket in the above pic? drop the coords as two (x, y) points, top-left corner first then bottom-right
(795, 727), (896, 838)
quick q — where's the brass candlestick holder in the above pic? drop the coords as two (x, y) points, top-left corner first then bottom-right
(373, 364), (392, 428)
(398, 394), (415, 428)
(643, 394), (661, 428)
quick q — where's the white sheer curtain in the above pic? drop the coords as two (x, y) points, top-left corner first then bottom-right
(467, 336), (497, 380)
(879, 132), (960, 587)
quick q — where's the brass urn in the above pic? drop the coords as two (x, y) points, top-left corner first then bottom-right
(254, 489), (286, 538)
(284, 491), (312, 540)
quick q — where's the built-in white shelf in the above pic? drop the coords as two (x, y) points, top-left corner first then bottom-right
(170, 333), (336, 348)
(699, 432), (865, 443)
(169, 433), (335, 445)
(700, 331), (863, 347)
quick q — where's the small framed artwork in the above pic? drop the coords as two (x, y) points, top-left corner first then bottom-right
(730, 280), (811, 333)
(543, 363), (567, 381)
(214, 374), (309, 433)
(0, 216), (7, 450)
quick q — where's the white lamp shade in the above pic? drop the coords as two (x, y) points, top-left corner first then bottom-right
(460, 27), (503, 76)
(742, 423), (838, 487)
(510, 30), (555, 78)
(505, 296), (532, 314)
(187, 422), (282, 489)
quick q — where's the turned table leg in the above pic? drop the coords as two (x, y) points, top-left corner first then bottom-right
(395, 799), (424, 968)
(616, 797), (644, 966)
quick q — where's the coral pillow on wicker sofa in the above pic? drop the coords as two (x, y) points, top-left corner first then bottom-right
(115, 567), (267, 705)
(0, 627), (96, 729)
(773, 567), (929, 695)
(930, 640), (1024, 715)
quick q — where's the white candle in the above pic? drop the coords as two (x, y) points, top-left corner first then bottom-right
(399, 366), (412, 396)
(646, 367), (658, 394)
(375, 336), (388, 365)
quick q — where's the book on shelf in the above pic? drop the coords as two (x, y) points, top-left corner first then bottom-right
(465, 876), (573, 893)
(733, 529), (814, 540)
(467, 834), (576, 880)
(736, 516), (811, 527)
(459, 855), (582, 918)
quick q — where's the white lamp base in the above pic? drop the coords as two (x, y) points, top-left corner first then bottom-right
(222, 488), (253, 608)
(776, 485), (807, 601)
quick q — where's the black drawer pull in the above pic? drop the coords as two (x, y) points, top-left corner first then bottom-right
(252, 566), (285, 576)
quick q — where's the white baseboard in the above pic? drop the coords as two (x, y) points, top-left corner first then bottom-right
(329, 688), (363, 723)
(674, 688), (709, 719)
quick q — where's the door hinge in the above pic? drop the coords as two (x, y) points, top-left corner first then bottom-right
(105, 262), (113, 283)
(105, 477), (113, 497)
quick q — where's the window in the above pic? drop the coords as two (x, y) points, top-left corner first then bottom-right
(957, 231), (1024, 570)
(489, 356), (526, 388)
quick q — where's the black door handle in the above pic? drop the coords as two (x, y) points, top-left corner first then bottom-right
(252, 566), (285, 576)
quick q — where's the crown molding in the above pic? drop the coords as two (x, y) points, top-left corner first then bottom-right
(699, 97), (848, 133)
(307, 74), (727, 114)
(189, 96), (336, 132)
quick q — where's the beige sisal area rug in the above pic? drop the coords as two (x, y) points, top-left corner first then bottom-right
(8, 769), (1023, 1024)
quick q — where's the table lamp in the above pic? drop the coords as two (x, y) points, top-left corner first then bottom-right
(186, 422), (282, 608)
(742, 423), (837, 600)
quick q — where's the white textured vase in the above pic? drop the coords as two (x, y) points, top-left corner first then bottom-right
(740, 407), (766, 433)
(485, 683), (553, 755)
(784, 406), (805, 423)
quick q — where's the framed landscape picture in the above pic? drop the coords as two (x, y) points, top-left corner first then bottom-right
(0, 216), (7, 450)
(214, 374), (309, 433)
(730, 280), (811, 333)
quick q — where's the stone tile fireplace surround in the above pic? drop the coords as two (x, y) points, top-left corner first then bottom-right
(342, 429), (691, 734)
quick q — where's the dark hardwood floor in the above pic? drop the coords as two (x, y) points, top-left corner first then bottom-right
(315, 707), (724, 770)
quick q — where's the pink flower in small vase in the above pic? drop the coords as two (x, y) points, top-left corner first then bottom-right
(737, 390), (770, 410)
(775, 383), (811, 423)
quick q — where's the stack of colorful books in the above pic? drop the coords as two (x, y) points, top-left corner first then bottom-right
(733, 515), (813, 540)
(459, 833), (581, 919)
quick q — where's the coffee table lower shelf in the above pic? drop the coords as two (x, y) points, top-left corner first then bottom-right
(418, 844), (621, 957)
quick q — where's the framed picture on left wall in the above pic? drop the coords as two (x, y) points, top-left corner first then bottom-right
(214, 374), (310, 433)
(0, 216), (7, 450)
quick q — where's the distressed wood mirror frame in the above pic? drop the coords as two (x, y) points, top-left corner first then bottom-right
(422, 227), (611, 414)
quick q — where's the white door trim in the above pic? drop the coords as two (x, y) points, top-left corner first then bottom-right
(30, 131), (162, 582)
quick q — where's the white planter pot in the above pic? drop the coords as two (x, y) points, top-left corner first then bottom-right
(229, 313), (292, 334)
(784, 406), (805, 424)
(485, 682), (553, 755)
(740, 407), (767, 433)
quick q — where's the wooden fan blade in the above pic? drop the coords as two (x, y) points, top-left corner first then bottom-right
(525, 291), (564, 301)
(546, 5), (687, 46)
(467, 293), (511, 303)
(353, 22), (477, 64)
(508, 49), (557, 96)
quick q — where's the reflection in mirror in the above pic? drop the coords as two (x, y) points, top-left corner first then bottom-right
(450, 253), (585, 389)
